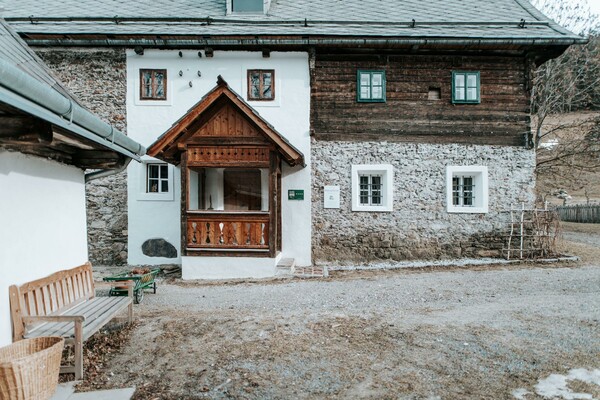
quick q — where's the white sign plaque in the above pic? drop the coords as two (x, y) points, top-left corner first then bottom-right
(324, 185), (340, 209)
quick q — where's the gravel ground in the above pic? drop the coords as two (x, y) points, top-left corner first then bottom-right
(83, 260), (600, 400)
(83, 224), (600, 399)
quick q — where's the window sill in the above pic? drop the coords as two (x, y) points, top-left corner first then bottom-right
(447, 206), (488, 214)
(352, 204), (393, 212)
(137, 192), (174, 202)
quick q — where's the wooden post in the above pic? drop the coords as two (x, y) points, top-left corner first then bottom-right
(181, 151), (188, 256)
(269, 151), (278, 257)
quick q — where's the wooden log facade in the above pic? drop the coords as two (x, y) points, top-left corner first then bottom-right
(311, 53), (532, 147)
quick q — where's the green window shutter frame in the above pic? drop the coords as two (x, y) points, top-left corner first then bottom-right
(452, 71), (480, 104)
(357, 70), (386, 103)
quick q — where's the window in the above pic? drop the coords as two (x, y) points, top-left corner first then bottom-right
(357, 70), (385, 102)
(188, 168), (269, 211)
(247, 70), (274, 101)
(232, 0), (263, 12)
(147, 163), (169, 193)
(140, 69), (167, 100)
(446, 166), (488, 213)
(452, 71), (480, 104)
(352, 164), (393, 212)
(359, 175), (382, 206)
(452, 176), (474, 207)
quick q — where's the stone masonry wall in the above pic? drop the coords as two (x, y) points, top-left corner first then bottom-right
(312, 141), (536, 263)
(36, 48), (129, 265)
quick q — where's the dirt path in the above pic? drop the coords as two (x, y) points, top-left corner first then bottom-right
(80, 260), (600, 400)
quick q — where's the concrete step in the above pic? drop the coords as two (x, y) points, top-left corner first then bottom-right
(51, 383), (135, 400)
(275, 258), (295, 276)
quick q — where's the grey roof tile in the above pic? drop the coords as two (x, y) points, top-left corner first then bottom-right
(0, 19), (79, 102)
(1, 0), (582, 41)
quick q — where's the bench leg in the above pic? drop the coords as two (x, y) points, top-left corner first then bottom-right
(74, 320), (84, 380)
(127, 284), (134, 324)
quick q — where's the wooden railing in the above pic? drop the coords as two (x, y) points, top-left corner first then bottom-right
(186, 212), (270, 250)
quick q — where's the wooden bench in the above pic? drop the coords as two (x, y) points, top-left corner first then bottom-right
(9, 262), (133, 380)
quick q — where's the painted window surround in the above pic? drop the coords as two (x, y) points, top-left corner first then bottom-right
(351, 164), (394, 212)
(446, 165), (488, 213)
(452, 71), (481, 104)
(137, 157), (175, 201)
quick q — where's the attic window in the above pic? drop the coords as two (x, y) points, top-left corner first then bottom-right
(140, 69), (167, 100)
(248, 70), (275, 101)
(232, 0), (263, 12)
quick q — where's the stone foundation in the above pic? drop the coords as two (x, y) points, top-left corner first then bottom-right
(311, 140), (536, 263)
(37, 48), (129, 265)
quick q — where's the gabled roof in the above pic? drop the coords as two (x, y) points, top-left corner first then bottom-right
(148, 76), (305, 167)
(2, 0), (585, 46)
(0, 19), (145, 166)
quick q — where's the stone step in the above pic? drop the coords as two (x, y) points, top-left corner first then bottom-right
(275, 258), (295, 276)
(276, 258), (295, 269)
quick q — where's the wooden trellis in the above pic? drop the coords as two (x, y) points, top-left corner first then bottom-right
(503, 203), (561, 260)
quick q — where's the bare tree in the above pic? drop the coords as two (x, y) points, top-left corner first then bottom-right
(530, 0), (600, 202)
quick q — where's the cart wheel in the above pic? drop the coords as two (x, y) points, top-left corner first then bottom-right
(134, 289), (144, 304)
(153, 282), (157, 294)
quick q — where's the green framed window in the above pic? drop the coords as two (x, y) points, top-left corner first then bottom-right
(452, 71), (480, 104)
(357, 70), (386, 102)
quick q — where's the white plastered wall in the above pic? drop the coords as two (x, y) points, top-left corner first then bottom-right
(126, 50), (312, 272)
(0, 151), (88, 346)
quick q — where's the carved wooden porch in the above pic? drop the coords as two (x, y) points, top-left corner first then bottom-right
(147, 76), (304, 258)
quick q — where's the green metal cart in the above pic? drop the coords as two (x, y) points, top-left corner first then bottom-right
(103, 268), (160, 304)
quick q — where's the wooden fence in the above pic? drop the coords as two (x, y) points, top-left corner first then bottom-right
(555, 204), (600, 223)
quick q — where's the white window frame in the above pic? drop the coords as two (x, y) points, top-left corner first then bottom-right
(446, 166), (488, 213)
(351, 164), (393, 212)
(137, 159), (175, 201)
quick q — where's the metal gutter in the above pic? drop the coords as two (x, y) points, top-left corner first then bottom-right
(21, 36), (588, 47)
(0, 85), (141, 161)
(85, 158), (131, 182)
(0, 57), (145, 158)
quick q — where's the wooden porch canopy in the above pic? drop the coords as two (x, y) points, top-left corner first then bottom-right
(147, 75), (304, 167)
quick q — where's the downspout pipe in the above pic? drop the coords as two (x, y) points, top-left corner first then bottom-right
(0, 57), (145, 157)
(85, 158), (132, 182)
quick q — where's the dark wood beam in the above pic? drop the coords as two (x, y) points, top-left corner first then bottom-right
(0, 116), (53, 143)
(72, 150), (126, 169)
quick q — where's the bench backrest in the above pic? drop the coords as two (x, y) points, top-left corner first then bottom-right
(9, 262), (95, 341)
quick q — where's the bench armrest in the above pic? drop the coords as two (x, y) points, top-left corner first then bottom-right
(22, 315), (85, 323)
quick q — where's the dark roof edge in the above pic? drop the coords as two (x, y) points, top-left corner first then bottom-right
(20, 36), (589, 48)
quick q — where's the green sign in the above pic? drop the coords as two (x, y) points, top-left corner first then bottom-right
(288, 189), (304, 200)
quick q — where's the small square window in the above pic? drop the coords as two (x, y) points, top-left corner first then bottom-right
(247, 70), (275, 101)
(446, 166), (488, 213)
(147, 163), (169, 193)
(352, 164), (393, 212)
(140, 69), (167, 100)
(357, 70), (386, 102)
(452, 71), (480, 104)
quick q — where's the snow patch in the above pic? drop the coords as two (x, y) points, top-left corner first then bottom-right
(512, 388), (531, 399)
(533, 368), (600, 399)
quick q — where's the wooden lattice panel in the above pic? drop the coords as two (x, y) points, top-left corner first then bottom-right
(187, 146), (270, 166)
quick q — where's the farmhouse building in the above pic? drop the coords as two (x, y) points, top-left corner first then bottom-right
(3, 0), (585, 279)
(0, 19), (144, 346)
